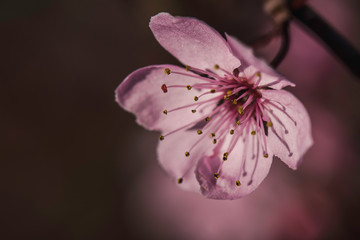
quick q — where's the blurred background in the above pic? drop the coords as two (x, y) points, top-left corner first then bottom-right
(1, 0), (360, 239)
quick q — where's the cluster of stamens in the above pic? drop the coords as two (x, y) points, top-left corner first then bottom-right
(160, 64), (296, 188)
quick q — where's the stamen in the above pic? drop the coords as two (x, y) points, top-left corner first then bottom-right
(267, 101), (297, 126)
(185, 152), (190, 157)
(266, 121), (273, 127)
(177, 178), (183, 184)
(212, 139), (217, 144)
(164, 68), (171, 75)
(266, 108), (289, 134)
(235, 180), (241, 186)
(230, 86), (247, 96)
(253, 72), (262, 87)
(256, 104), (268, 155)
(271, 127), (293, 157)
(239, 124), (250, 178)
(214, 64), (220, 70)
(232, 99), (238, 105)
(239, 104), (256, 126)
(236, 120), (241, 125)
(210, 89), (216, 93)
(242, 94), (254, 110)
(235, 90), (250, 102)
(191, 110), (196, 113)
(196, 90), (215, 99)
(185, 65), (190, 71)
(161, 84), (168, 93)
(223, 152), (229, 161)
(251, 130), (256, 135)
(210, 133), (215, 138)
(248, 134), (260, 185)
(238, 106), (244, 115)
(230, 129), (235, 135)
(162, 118), (205, 138)
(197, 130), (203, 135)
(194, 96), (199, 101)
(214, 173), (220, 179)
(223, 126), (243, 166)
(205, 117), (211, 122)
(186, 85), (192, 90)
(217, 65), (238, 80)
(161, 94), (222, 115)
(163, 110), (167, 115)
(165, 84), (190, 90)
(264, 153), (269, 158)
(159, 135), (164, 141)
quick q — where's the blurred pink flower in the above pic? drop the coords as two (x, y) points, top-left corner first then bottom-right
(116, 12), (313, 199)
(128, 164), (334, 240)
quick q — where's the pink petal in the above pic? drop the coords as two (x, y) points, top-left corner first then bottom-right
(225, 34), (295, 89)
(262, 90), (313, 170)
(115, 65), (217, 133)
(195, 128), (273, 199)
(150, 13), (240, 72)
(157, 128), (215, 193)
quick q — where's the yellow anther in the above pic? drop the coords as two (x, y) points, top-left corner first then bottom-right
(163, 110), (167, 115)
(205, 117), (210, 122)
(186, 85), (192, 90)
(210, 133), (215, 138)
(232, 99), (238, 105)
(194, 96), (199, 101)
(266, 121), (273, 127)
(251, 130), (256, 135)
(212, 139), (217, 144)
(238, 106), (244, 115)
(264, 153), (269, 158)
(214, 173), (220, 179)
(164, 68), (171, 75)
(236, 120), (241, 126)
(230, 129), (235, 135)
(214, 64), (220, 70)
(191, 109), (196, 113)
(177, 178), (183, 184)
(224, 95), (229, 100)
(185, 152), (190, 157)
(185, 65), (190, 71)
(227, 90), (233, 96)
(197, 130), (203, 135)
(235, 180), (241, 186)
(210, 89), (216, 93)
(223, 152), (229, 161)
(159, 135), (165, 140)
(255, 72), (261, 78)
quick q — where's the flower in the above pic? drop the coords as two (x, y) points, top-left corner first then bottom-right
(116, 12), (313, 199)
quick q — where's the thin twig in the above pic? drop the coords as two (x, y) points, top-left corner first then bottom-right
(288, 1), (360, 79)
(270, 21), (290, 68)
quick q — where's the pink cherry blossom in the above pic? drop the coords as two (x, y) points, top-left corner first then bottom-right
(116, 12), (313, 199)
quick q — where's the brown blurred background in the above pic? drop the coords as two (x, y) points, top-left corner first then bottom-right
(1, 0), (360, 239)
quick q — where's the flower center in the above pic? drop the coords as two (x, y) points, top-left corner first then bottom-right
(160, 64), (295, 187)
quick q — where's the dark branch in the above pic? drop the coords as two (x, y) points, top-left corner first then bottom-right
(270, 21), (290, 68)
(288, 1), (360, 79)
